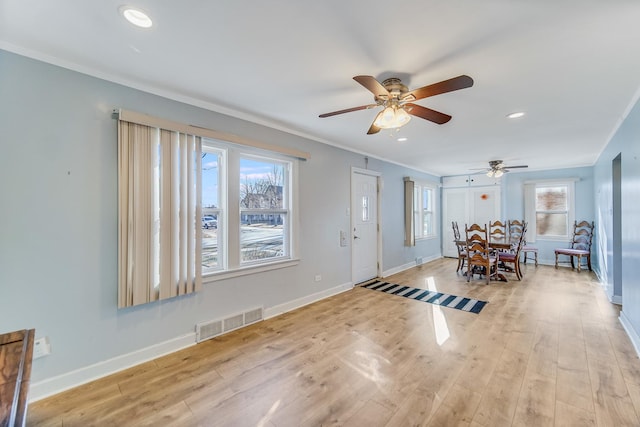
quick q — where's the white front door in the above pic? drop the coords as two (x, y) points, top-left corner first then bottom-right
(352, 169), (379, 284)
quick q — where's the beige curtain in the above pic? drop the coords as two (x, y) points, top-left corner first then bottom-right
(118, 121), (202, 308)
(404, 177), (415, 246)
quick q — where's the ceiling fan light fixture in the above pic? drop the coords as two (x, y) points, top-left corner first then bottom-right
(373, 106), (395, 128)
(486, 170), (494, 178)
(395, 107), (411, 126)
(373, 106), (411, 129)
(494, 169), (504, 178)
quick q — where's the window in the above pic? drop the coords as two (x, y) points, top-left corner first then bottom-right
(202, 148), (225, 271)
(413, 182), (437, 239)
(202, 141), (296, 276)
(117, 109), (305, 306)
(239, 156), (289, 264)
(524, 180), (575, 242)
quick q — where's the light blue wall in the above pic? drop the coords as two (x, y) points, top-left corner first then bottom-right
(502, 167), (595, 266)
(379, 161), (441, 270)
(593, 93), (640, 346)
(0, 49), (441, 396)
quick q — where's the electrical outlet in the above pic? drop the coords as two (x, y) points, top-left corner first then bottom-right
(314, 275), (322, 282)
(33, 336), (51, 359)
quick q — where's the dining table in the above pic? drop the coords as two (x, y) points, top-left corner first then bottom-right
(455, 238), (516, 282)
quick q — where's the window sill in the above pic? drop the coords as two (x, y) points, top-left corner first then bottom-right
(203, 258), (300, 283)
(534, 236), (571, 243)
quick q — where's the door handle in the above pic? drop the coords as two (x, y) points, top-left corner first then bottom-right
(354, 235), (360, 239)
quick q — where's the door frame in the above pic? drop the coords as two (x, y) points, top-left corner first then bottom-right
(351, 167), (382, 285)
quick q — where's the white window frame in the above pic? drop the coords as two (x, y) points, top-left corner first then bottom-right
(524, 179), (576, 242)
(202, 139), (299, 280)
(413, 181), (438, 240)
(201, 146), (226, 273)
(238, 153), (291, 266)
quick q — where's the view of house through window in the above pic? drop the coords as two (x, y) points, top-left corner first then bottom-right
(535, 185), (569, 237)
(201, 142), (293, 275)
(240, 157), (288, 263)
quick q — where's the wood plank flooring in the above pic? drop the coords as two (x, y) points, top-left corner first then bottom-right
(28, 259), (640, 426)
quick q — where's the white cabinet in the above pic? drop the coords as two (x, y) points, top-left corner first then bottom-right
(441, 177), (501, 257)
(442, 174), (500, 188)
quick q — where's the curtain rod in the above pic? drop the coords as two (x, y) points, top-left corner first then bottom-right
(113, 108), (310, 161)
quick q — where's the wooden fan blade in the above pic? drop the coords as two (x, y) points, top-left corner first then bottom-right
(504, 165), (528, 169)
(319, 104), (377, 118)
(404, 75), (474, 101)
(404, 103), (451, 124)
(367, 122), (381, 135)
(353, 75), (390, 99)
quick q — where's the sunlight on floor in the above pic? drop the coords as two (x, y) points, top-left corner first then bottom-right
(343, 350), (390, 389)
(257, 399), (281, 427)
(425, 276), (451, 346)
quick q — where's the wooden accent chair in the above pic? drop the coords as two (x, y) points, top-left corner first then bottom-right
(499, 222), (527, 280)
(509, 219), (538, 266)
(554, 220), (595, 272)
(452, 221), (467, 272)
(465, 223), (499, 284)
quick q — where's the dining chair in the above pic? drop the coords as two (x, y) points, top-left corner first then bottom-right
(509, 219), (538, 266)
(499, 222), (527, 280)
(452, 221), (467, 273)
(489, 220), (507, 243)
(507, 219), (524, 244)
(465, 223), (499, 284)
(554, 220), (595, 272)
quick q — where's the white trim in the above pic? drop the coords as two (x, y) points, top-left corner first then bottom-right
(382, 254), (441, 277)
(203, 258), (299, 282)
(264, 281), (353, 319)
(620, 311), (640, 358)
(29, 333), (196, 402)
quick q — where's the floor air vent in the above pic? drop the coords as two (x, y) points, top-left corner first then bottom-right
(195, 307), (264, 343)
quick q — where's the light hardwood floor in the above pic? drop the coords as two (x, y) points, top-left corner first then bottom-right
(28, 259), (640, 426)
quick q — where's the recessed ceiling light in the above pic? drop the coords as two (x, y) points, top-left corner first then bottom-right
(120, 6), (153, 28)
(397, 137), (408, 142)
(507, 111), (525, 119)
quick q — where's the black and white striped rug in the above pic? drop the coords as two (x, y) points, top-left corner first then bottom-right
(361, 280), (487, 314)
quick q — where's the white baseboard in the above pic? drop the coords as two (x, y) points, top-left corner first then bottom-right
(382, 254), (441, 277)
(619, 310), (640, 358)
(29, 333), (196, 402)
(264, 281), (353, 319)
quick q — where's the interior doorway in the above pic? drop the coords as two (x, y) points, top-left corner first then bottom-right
(613, 153), (622, 303)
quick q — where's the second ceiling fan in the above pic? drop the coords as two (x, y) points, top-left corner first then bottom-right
(319, 74), (474, 134)
(475, 160), (529, 177)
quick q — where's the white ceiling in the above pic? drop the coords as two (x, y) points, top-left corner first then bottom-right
(2, 1), (640, 176)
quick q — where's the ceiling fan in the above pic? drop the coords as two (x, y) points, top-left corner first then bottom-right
(319, 74), (474, 134)
(474, 160), (529, 177)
